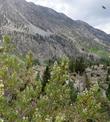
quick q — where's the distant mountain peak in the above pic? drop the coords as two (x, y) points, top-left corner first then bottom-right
(0, 0), (110, 61)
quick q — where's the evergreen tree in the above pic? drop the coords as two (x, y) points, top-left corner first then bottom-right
(75, 57), (86, 75)
(0, 35), (110, 122)
(0, 36), (42, 121)
(42, 65), (51, 93)
(75, 84), (104, 122)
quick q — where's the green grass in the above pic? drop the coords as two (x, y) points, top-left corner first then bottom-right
(89, 47), (110, 58)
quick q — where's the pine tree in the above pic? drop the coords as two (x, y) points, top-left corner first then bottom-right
(0, 35), (110, 122)
(75, 57), (86, 75)
(0, 36), (42, 121)
(75, 84), (103, 122)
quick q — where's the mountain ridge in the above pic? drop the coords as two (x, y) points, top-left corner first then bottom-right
(0, 0), (110, 61)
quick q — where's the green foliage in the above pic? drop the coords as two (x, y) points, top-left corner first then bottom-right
(32, 59), (40, 65)
(36, 57), (72, 121)
(69, 57), (86, 75)
(106, 67), (110, 101)
(89, 47), (110, 59)
(75, 84), (102, 122)
(0, 36), (42, 121)
(75, 57), (87, 74)
(85, 73), (91, 90)
(69, 81), (77, 102)
(42, 65), (51, 93)
(69, 58), (75, 73)
(0, 35), (110, 122)
(100, 57), (110, 66)
(106, 84), (110, 101)
(108, 67), (110, 75)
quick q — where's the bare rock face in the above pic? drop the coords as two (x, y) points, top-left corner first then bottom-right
(0, 0), (110, 61)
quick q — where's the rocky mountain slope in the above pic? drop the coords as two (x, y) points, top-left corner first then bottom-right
(0, 0), (110, 61)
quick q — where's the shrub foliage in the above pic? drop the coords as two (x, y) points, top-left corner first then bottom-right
(0, 36), (110, 122)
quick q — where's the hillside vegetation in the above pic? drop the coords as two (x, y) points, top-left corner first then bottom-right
(0, 35), (110, 122)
